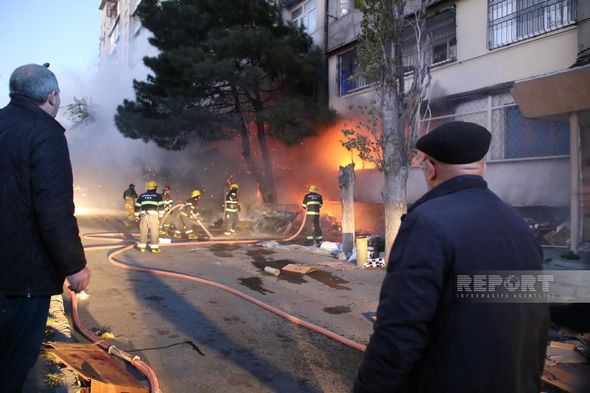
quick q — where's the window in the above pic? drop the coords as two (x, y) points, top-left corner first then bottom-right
(291, 0), (317, 33)
(109, 16), (120, 55)
(504, 106), (569, 159)
(488, 0), (576, 49)
(337, 0), (351, 18)
(403, 8), (456, 72)
(337, 50), (368, 96)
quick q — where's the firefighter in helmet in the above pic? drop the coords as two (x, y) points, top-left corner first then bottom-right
(160, 184), (174, 235)
(224, 183), (240, 236)
(134, 181), (164, 253)
(173, 189), (202, 240)
(302, 185), (323, 246)
(123, 183), (138, 227)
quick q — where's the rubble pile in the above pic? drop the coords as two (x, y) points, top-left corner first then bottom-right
(252, 209), (299, 235)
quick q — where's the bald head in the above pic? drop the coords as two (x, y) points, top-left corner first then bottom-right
(421, 156), (486, 190)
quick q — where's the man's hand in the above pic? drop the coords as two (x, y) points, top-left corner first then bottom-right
(66, 266), (91, 293)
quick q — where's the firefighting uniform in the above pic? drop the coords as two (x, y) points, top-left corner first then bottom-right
(123, 185), (138, 227)
(224, 189), (240, 234)
(173, 196), (201, 239)
(302, 191), (323, 244)
(160, 190), (174, 235)
(135, 190), (164, 251)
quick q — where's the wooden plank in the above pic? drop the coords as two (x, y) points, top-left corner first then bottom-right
(543, 363), (590, 393)
(550, 341), (578, 351)
(281, 263), (319, 274)
(45, 342), (148, 391)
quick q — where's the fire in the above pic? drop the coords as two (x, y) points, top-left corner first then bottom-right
(311, 119), (377, 170)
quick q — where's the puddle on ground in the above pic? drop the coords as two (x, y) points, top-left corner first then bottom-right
(323, 305), (352, 314)
(238, 277), (275, 295)
(209, 244), (241, 258)
(246, 248), (277, 264)
(308, 270), (351, 290)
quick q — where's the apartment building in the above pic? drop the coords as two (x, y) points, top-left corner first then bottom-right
(282, 0), (590, 248)
(98, 0), (590, 247)
(98, 0), (156, 83)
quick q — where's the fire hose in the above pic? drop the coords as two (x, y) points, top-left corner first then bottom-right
(73, 205), (365, 393)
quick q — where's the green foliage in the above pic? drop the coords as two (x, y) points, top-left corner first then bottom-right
(115, 0), (330, 150)
(561, 251), (581, 260)
(45, 373), (62, 388)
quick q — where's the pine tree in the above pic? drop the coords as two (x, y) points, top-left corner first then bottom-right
(115, 0), (334, 203)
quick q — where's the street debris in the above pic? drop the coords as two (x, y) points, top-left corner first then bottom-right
(45, 342), (148, 393)
(281, 263), (319, 275)
(263, 266), (281, 276)
(252, 209), (298, 234)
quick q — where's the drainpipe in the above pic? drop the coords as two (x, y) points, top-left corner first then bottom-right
(570, 111), (580, 253)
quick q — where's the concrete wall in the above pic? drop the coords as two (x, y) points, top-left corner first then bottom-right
(354, 157), (570, 207)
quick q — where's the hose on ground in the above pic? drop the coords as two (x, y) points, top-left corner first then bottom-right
(74, 208), (364, 393)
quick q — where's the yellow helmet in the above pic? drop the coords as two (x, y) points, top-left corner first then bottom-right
(191, 189), (201, 198)
(231, 183), (239, 189)
(309, 185), (318, 192)
(146, 181), (158, 190)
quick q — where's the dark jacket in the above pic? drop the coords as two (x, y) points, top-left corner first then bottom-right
(0, 97), (87, 297)
(135, 190), (164, 216)
(123, 187), (137, 200)
(302, 192), (323, 215)
(355, 175), (548, 393)
(224, 189), (239, 213)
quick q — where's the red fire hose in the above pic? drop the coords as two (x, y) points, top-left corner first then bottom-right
(74, 206), (365, 393)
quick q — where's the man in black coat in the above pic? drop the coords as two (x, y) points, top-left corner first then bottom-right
(0, 64), (91, 392)
(354, 122), (548, 393)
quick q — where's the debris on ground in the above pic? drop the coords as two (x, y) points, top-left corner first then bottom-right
(281, 263), (319, 274)
(252, 209), (298, 235)
(45, 342), (148, 393)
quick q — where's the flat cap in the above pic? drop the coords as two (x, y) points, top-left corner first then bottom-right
(416, 121), (491, 164)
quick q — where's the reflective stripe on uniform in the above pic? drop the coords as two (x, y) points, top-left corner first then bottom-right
(306, 212), (320, 215)
(150, 244), (160, 249)
(225, 208), (238, 212)
(137, 243), (147, 248)
(141, 200), (161, 206)
(306, 201), (322, 206)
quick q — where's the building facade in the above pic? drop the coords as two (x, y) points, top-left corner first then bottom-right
(98, 0), (156, 83)
(98, 0), (590, 246)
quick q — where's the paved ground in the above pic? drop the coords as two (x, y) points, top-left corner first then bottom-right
(26, 215), (590, 393)
(63, 215), (384, 392)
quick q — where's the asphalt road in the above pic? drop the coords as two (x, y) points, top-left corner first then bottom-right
(74, 216), (385, 393)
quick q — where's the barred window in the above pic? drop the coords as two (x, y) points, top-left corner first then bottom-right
(403, 8), (457, 73)
(337, 50), (369, 96)
(488, 0), (576, 49)
(504, 106), (569, 159)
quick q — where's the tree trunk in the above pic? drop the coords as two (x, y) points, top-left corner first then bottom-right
(339, 163), (356, 254)
(381, 89), (409, 266)
(231, 85), (275, 204)
(255, 115), (278, 204)
(237, 116), (273, 202)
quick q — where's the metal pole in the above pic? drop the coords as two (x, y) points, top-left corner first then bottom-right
(570, 111), (580, 253)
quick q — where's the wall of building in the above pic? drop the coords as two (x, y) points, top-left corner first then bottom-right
(354, 157), (570, 207)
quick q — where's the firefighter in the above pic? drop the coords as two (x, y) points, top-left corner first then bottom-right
(173, 189), (202, 240)
(224, 184), (240, 236)
(160, 184), (174, 235)
(123, 183), (138, 227)
(302, 185), (323, 246)
(134, 181), (164, 253)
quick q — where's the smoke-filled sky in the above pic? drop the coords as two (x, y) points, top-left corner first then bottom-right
(0, 1), (100, 107)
